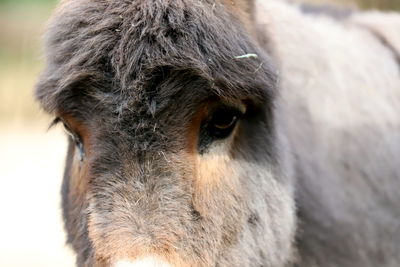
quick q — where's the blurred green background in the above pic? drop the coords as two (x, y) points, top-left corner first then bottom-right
(0, 0), (56, 127)
(0, 0), (398, 266)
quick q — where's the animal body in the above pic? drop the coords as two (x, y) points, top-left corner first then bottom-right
(35, 0), (400, 266)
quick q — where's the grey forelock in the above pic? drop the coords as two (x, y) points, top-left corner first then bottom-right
(36, 0), (277, 115)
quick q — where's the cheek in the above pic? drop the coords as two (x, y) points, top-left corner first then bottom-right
(62, 142), (94, 258)
(191, 141), (245, 218)
(185, 111), (244, 214)
(194, 149), (238, 192)
(67, 120), (94, 202)
(191, 122), (241, 189)
(69, 147), (91, 200)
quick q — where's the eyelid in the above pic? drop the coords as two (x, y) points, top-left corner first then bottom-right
(56, 116), (86, 161)
(53, 116), (83, 143)
(60, 118), (75, 135)
(219, 102), (246, 115)
(210, 105), (245, 119)
(48, 117), (62, 130)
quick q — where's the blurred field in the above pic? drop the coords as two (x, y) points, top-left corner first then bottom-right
(298, 0), (400, 10)
(0, 1), (55, 126)
(0, 0), (398, 266)
(0, 125), (74, 267)
(0, 1), (75, 266)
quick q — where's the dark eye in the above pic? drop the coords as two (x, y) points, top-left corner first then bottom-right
(206, 107), (243, 139)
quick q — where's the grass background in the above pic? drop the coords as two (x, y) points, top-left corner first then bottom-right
(0, 0), (398, 266)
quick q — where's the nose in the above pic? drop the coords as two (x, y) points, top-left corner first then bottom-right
(114, 257), (173, 267)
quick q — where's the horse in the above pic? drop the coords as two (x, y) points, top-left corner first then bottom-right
(35, 0), (400, 266)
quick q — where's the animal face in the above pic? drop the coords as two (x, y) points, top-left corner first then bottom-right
(36, 0), (295, 266)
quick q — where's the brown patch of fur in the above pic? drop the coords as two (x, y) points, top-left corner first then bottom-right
(61, 114), (93, 201)
(184, 100), (244, 214)
(185, 103), (209, 155)
(193, 153), (236, 209)
(61, 114), (92, 151)
(191, 127), (242, 217)
(69, 155), (89, 205)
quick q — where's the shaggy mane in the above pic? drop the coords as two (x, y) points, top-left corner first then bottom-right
(36, 0), (277, 118)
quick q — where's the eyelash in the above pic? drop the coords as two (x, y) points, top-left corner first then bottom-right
(51, 117), (85, 161)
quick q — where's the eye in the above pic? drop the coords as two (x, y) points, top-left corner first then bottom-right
(54, 117), (85, 161)
(206, 106), (243, 139)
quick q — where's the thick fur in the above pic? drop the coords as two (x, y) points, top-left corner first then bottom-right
(36, 0), (400, 266)
(37, 0), (295, 266)
(256, 1), (400, 266)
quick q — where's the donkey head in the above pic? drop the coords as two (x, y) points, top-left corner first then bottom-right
(36, 0), (295, 266)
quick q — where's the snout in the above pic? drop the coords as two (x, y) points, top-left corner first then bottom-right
(114, 257), (173, 267)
